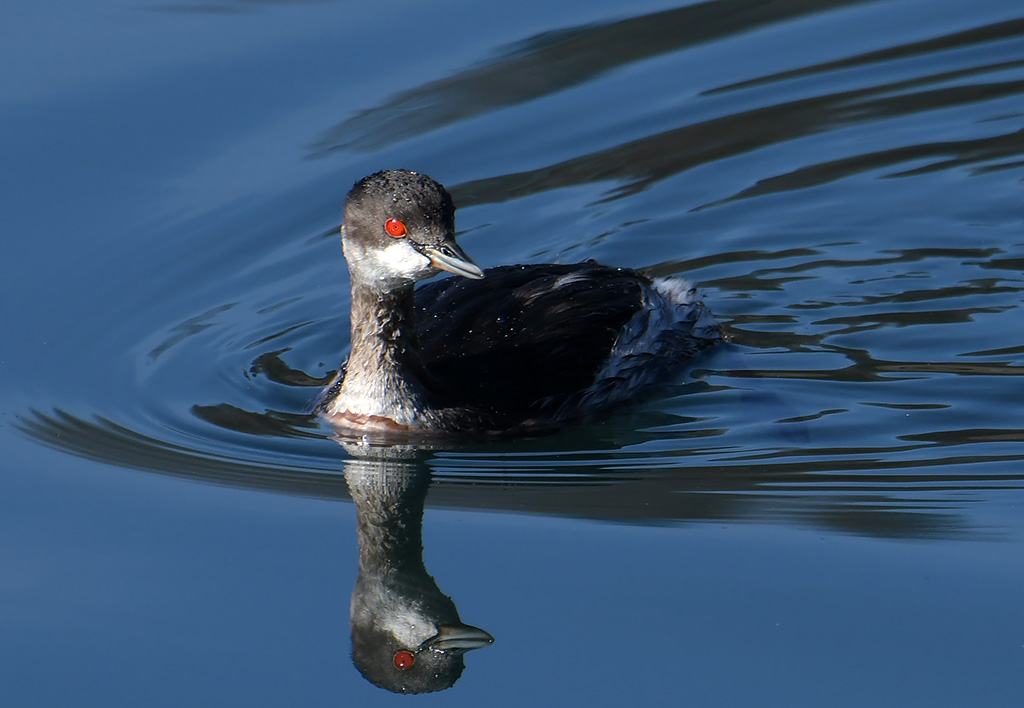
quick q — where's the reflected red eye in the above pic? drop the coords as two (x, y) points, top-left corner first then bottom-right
(385, 218), (407, 238)
(393, 651), (415, 670)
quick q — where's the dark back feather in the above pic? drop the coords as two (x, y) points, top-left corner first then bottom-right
(414, 263), (646, 415)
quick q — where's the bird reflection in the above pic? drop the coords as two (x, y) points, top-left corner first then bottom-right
(342, 442), (493, 694)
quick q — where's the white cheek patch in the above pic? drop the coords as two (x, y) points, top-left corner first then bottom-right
(383, 610), (436, 648)
(345, 240), (433, 284)
(375, 241), (431, 278)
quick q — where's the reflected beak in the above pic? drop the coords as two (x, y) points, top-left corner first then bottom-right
(420, 240), (484, 280)
(424, 623), (495, 653)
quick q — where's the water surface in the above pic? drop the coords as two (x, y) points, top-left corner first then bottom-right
(3, 0), (1023, 705)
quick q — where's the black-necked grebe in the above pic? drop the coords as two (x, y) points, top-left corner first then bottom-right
(318, 169), (720, 436)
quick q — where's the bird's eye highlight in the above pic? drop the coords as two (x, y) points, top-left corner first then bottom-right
(385, 218), (407, 238)
(393, 651), (415, 670)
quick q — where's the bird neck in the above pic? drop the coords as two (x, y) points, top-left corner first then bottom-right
(346, 463), (430, 578)
(332, 280), (432, 426)
(349, 280), (419, 366)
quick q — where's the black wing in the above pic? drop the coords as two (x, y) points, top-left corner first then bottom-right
(414, 262), (646, 415)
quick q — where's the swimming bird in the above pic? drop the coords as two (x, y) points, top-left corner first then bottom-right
(318, 169), (719, 436)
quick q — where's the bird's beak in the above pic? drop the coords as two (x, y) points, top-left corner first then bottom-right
(420, 239), (484, 280)
(424, 623), (495, 653)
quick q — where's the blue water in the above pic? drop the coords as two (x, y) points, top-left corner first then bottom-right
(3, 0), (1024, 705)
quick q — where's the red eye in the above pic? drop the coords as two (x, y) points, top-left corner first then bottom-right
(393, 651), (415, 670)
(385, 218), (407, 238)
